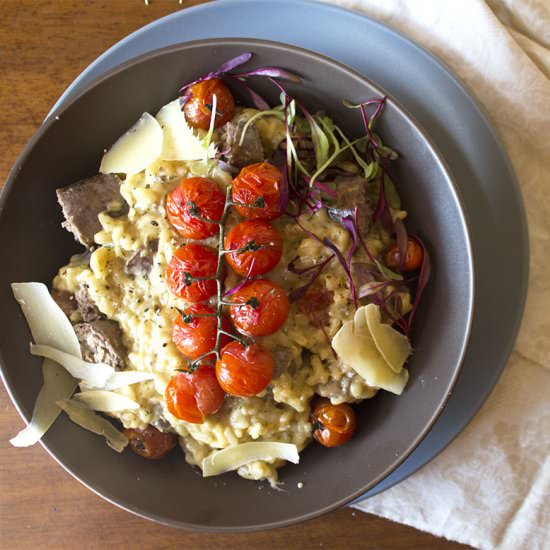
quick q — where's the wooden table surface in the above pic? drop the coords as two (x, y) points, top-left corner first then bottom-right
(0, 2), (472, 548)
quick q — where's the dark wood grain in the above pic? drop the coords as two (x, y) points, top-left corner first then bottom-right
(0, 1), (472, 548)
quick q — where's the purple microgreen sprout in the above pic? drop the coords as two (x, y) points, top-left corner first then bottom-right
(178, 52), (300, 109)
(322, 237), (358, 309)
(217, 159), (239, 174)
(353, 209), (377, 265)
(404, 237), (431, 335)
(223, 256), (258, 298)
(313, 180), (337, 199)
(233, 66), (301, 82)
(394, 218), (408, 272)
(372, 175), (394, 233)
(279, 155), (290, 213)
(358, 280), (395, 299)
(288, 255), (334, 303)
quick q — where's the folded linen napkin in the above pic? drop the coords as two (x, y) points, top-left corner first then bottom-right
(321, 1), (550, 548)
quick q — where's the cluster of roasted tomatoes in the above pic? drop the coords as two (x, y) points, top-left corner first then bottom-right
(161, 79), (293, 426)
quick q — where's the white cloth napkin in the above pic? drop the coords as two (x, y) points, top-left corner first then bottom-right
(320, 1), (550, 548)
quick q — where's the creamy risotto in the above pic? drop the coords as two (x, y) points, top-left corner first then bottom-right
(12, 54), (428, 485)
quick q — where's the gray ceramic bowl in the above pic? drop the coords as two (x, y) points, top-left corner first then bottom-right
(0, 39), (473, 531)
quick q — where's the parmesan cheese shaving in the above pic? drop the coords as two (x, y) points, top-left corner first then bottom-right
(10, 283), (80, 447)
(94, 371), (156, 391)
(364, 303), (412, 373)
(29, 344), (155, 391)
(73, 390), (140, 412)
(99, 112), (163, 175)
(56, 398), (129, 452)
(202, 442), (300, 477)
(332, 305), (409, 395)
(12, 283), (81, 357)
(30, 344), (113, 387)
(156, 99), (216, 161)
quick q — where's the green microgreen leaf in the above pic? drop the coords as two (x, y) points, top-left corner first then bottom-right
(306, 113), (330, 171)
(238, 108), (285, 147)
(333, 125), (377, 180)
(383, 174), (402, 209)
(375, 260), (404, 281)
(201, 93), (217, 155)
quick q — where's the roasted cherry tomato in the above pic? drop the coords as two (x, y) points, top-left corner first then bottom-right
(172, 304), (231, 360)
(311, 398), (357, 448)
(165, 366), (225, 423)
(385, 237), (423, 272)
(183, 78), (235, 130)
(224, 220), (283, 277)
(166, 177), (225, 239)
(232, 162), (282, 220)
(123, 425), (177, 460)
(229, 279), (289, 336)
(215, 341), (274, 397)
(166, 244), (219, 302)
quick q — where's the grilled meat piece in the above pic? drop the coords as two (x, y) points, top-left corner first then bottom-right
(74, 320), (127, 371)
(220, 121), (264, 168)
(56, 174), (126, 247)
(51, 289), (77, 318)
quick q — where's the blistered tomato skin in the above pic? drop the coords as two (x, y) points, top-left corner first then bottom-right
(385, 237), (424, 272)
(311, 398), (357, 447)
(166, 177), (225, 239)
(224, 220), (283, 277)
(183, 78), (235, 130)
(165, 366), (225, 424)
(123, 426), (177, 459)
(232, 162), (283, 220)
(165, 244), (219, 302)
(229, 279), (290, 336)
(216, 341), (274, 397)
(172, 304), (231, 360)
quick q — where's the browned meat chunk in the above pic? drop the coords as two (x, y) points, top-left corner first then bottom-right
(74, 285), (103, 322)
(124, 239), (159, 278)
(51, 289), (77, 318)
(74, 320), (127, 371)
(332, 176), (375, 237)
(56, 174), (126, 247)
(220, 121), (264, 168)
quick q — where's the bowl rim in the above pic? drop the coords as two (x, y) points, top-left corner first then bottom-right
(0, 37), (475, 532)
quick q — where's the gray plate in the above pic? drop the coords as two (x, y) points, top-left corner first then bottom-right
(49, 0), (526, 501)
(0, 39), (472, 530)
